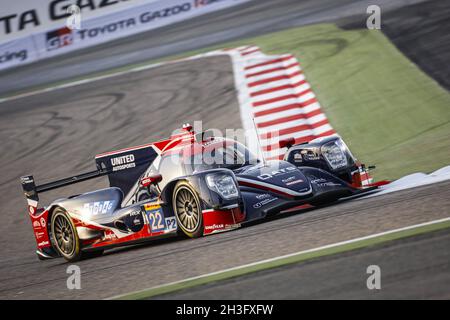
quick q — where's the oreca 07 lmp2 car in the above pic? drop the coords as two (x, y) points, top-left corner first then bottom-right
(21, 124), (379, 262)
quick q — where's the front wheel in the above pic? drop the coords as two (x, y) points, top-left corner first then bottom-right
(172, 181), (203, 238)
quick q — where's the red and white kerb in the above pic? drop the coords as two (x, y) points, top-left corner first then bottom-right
(230, 46), (335, 160)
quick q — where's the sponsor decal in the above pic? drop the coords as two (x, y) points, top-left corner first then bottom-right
(311, 178), (341, 188)
(253, 193), (278, 208)
(33, 220), (41, 228)
(128, 209), (143, 227)
(301, 150), (320, 161)
(144, 203), (161, 211)
(282, 176), (304, 186)
(145, 204), (165, 233)
(29, 206), (35, 214)
(140, 3), (192, 23)
(286, 180), (303, 186)
(40, 217), (46, 227)
(294, 152), (303, 163)
(205, 223), (239, 232)
(38, 240), (49, 247)
(310, 178), (326, 184)
(165, 217), (177, 232)
(0, 50), (28, 64)
(318, 182), (342, 187)
(258, 167), (297, 180)
(253, 197), (278, 209)
(204, 223), (224, 231)
(46, 26), (73, 51)
(104, 231), (117, 240)
(111, 154), (135, 171)
(35, 231), (45, 239)
(82, 200), (115, 216)
(140, 176), (155, 187)
(129, 209), (141, 217)
(21, 176), (34, 184)
(78, 18), (136, 39)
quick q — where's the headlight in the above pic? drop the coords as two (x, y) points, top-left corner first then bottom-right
(321, 139), (348, 170)
(206, 173), (239, 199)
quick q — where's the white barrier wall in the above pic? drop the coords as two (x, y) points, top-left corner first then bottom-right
(0, 0), (158, 41)
(0, 36), (38, 70)
(0, 0), (251, 71)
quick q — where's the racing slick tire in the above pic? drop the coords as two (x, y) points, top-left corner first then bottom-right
(51, 208), (104, 261)
(172, 181), (204, 238)
(51, 208), (82, 262)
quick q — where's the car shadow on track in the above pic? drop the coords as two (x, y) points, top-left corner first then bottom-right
(46, 199), (350, 265)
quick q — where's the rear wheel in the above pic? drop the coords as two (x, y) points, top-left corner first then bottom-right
(51, 208), (82, 262)
(51, 208), (103, 261)
(172, 182), (203, 238)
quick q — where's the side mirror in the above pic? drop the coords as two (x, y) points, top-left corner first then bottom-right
(279, 137), (295, 149)
(140, 174), (162, 187)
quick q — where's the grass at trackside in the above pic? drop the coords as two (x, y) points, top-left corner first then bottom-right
(112, 219), (450, 300)
(4, 24), (450, 180)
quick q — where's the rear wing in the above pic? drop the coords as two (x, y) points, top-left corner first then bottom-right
(20, 169), (110, 203)
(20, 124), (201, 206)
(20, 143), (163, 206)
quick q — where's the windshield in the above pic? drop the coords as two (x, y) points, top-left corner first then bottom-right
(183, 140), (259, 173)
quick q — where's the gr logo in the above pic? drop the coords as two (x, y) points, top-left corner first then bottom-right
(46, 27), (74, 51)
(66, 265), (81, 290)
(366, 265), (381, 290)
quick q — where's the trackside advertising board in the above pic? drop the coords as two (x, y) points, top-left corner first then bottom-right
(0, 0), (251, 71)
(1, 0), (159, 41)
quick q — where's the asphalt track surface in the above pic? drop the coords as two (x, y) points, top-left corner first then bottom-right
(0, 0), (449, 300)
(156, 228), (450, 300)
(0, 0), (436, 96)
(0, 177), (449, 299)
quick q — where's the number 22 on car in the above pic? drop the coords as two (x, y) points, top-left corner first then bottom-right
(144, 204), (165, 234)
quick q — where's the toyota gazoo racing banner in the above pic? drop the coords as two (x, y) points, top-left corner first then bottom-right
(0, 37), (38, 70)
(0, 0), (251, 71)
(0, 0), (157, 41)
